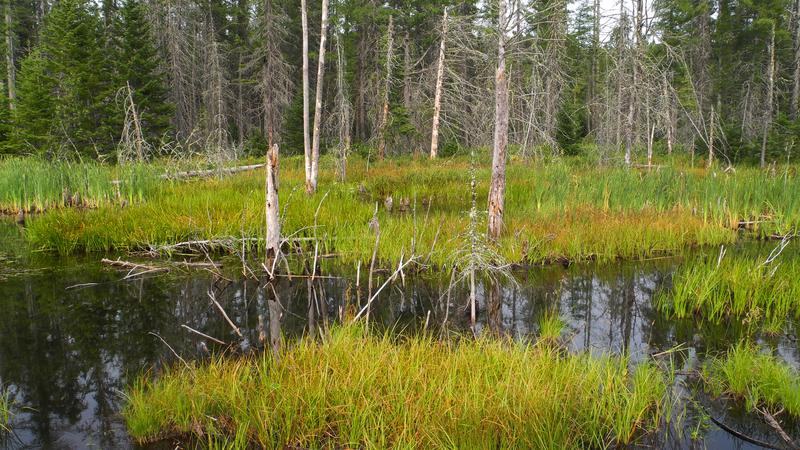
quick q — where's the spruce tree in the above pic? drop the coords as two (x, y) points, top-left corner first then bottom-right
(13, 0), (114, 158)
(111, 0), (172, 149)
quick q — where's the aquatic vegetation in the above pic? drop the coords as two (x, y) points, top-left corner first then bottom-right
(22, 155), (800, 265)
(538, 310), (566, 344)
(0, 157), (164, 213)
(0, 388), (10, 432)
(124, 325), (668, 449)
(705, 344), (800, 418)
(658, 248), (800, 329)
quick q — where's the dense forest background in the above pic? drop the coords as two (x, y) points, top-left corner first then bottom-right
(0, 0), (797, 166)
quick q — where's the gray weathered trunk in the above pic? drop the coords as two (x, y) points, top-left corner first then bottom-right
(762, 23), (776, 168)
(4, 0), (15, 109)
(301, 0), (311, 182)
(265, 143), (280, 256)
(308, 0), (329, 194)
(488, 0), (509, 242)
(430, 9), (448, 159)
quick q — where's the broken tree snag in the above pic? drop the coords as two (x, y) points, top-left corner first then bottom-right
(265, 143), (281, 258)
(430, 8), (448, 159)
(488, 0), (509, 242)
(308, 0), (329, 194)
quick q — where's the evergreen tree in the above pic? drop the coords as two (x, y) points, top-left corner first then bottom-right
(13, 0), (114, 158)
(111, 0), (172, 148)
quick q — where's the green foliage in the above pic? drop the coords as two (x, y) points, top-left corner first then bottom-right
(13, 0), (115, 158)
(124, 324), (668, 449)
(109, 0), (173, 149)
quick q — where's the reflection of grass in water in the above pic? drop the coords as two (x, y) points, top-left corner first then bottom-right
(25, 155), (800, 264)
(0, 387), (10, 432)
(124, 325), (668, 449)
(705, 344), (800, 418)
(657, 247), (800, 331)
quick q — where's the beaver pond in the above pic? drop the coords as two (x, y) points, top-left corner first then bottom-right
(0, 220), (798, 449)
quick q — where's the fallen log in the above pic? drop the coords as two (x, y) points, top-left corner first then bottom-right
(161, 163), (266, 180)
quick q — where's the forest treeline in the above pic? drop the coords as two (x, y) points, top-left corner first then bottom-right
(0, 0), (797, 166)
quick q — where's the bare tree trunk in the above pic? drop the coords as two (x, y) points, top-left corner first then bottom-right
(488, 0), (509, 242)
(265, 143), (280, 256)
(664, 75), (673, 155)
(301, 0), (311, 182)
(430, 9), (448, 159)
(307, 0), (329, 194)
(707, 104), (715, 168)
(793, 0), (800, 120)
(762, 23), (776, 168)
(335, 32), (351, 182)
(588, 0), (599, 134)
(4, 0), (15, 110)
(377, 16), (394, 159)
(403, 32), (411, 113)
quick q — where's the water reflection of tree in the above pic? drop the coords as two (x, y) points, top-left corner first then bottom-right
(0, 266), (178, 447)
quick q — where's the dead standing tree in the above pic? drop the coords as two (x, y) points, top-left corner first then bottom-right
(430, 9), (448, 159)
(265, 143), (280, 257)
(307, 0), (330, 194)
(250, 0), (293, 149)
(330, 30), (352, 181)
(488, 0), (510, 242)
(376, 16), (395, 159)
(301, 0), (311, 187)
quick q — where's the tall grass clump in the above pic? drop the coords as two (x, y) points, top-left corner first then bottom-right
(657, 247), (800, 330)
(124, 325), (668, 449)
(0, 157), (163, 213)
(705, 344), (800, 418)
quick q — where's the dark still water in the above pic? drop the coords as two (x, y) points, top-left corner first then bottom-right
(0, 224), (797, 449)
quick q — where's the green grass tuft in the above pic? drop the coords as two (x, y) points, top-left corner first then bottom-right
(124, 325), (668, 449)
(658, 249), (800, 328)
(705, 344), (800, 417)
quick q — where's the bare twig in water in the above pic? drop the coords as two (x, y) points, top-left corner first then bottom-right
(353, 255), (418, 321)
(181, 324), (227, 346)
(758, 408), (800, 450)
(148, 332), (191, 371)
(208, 290), (243, 338)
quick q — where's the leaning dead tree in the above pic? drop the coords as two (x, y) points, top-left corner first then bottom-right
(307, 0), (329, 194)
(430, 9), (448, 159)
(117, 82), (148, 163)
(488, 0), (510, 241)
